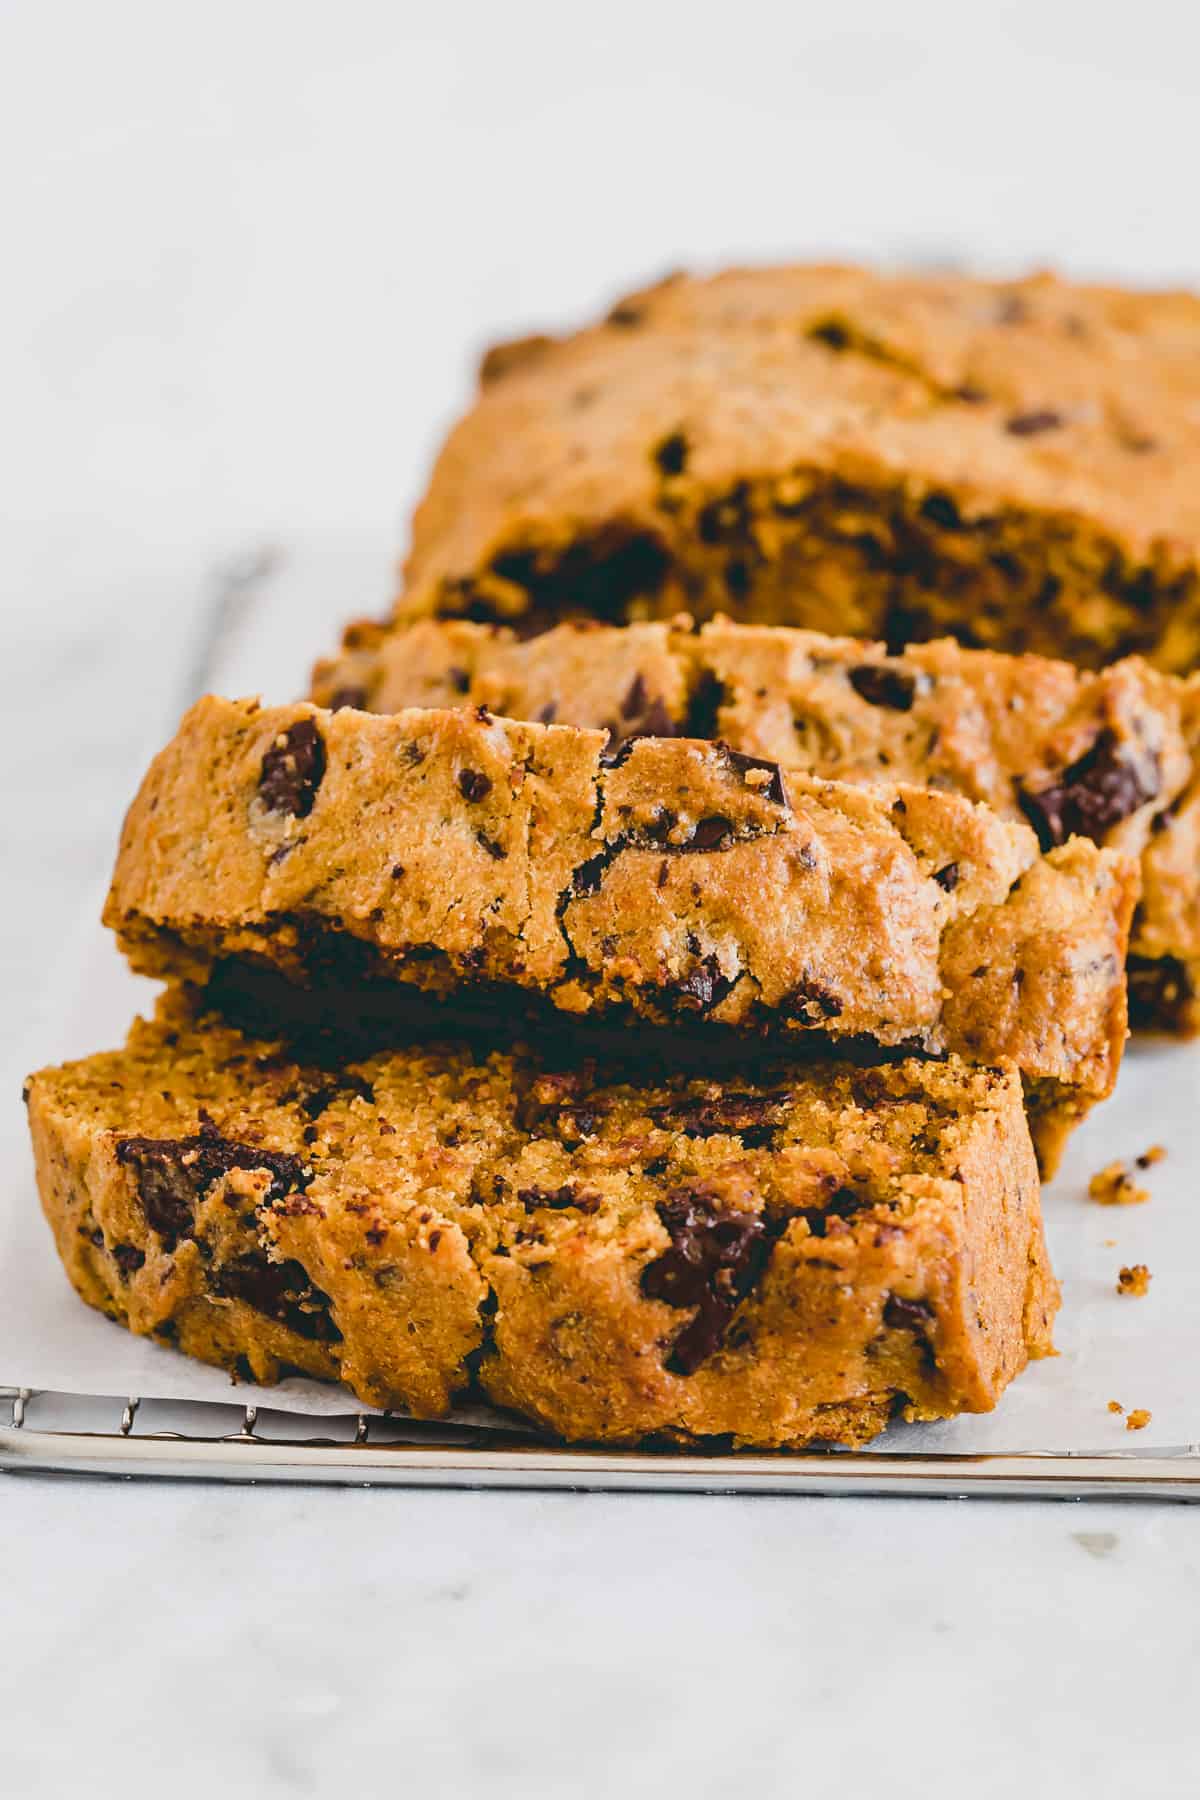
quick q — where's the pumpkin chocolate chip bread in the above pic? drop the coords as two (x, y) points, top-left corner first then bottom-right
(25, 993), (1058, 1447)
(388, 264), (1200, 671)
(103, 696), (1138, 1172)
(313, 613), (1199, 1031)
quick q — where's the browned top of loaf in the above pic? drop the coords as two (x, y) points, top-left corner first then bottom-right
(394, 264), (1200, 664)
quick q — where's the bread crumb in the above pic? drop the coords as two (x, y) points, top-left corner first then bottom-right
(1125, 1409), (1152, 1432)
(1117, 1263), (1152, 1297)
(1088, 1160), (1149, 1206)
(1107, 1399), (1125, 1415)
(1135, 1144), (1166, 1169)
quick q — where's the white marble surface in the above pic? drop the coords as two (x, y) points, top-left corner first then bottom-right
(4, 6), (1200, 1793)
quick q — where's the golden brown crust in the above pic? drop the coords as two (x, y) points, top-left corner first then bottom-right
(102, 696), (1138, 1169)
(387, 264), (1200, 671)
(313, 613), (1196, 1030)
(25, 996), (1058, 1447)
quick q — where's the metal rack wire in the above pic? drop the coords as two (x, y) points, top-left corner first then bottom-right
(4, 1387), (1199, 1497)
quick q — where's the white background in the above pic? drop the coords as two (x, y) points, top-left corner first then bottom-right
(3, 4), (1200, 1794)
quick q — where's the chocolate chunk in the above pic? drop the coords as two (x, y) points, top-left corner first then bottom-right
(447, 666), (471, 694)
(807, 318), (849, 351)
(258, 719), (327, 818)
(785, 976), (844, 1021)
(641, 1191), (770, 1374)
(801, 1188), (871, 1238)
(570, 852), (610, 898)
(215, 1254), (341, 1342)
(653, 431), (689, 476)
(883, 1294), (935, 1333)
(716, 742), (789, 807)
(1018, 728), (1159, 849)
(328, 685), (367, 713)
(919, 492), (962, 531)
(848, 664), (917, 711)
(1005, 409), (1063, 436)
(607, 302), (643, 328)
(517, 1184), (601, 1214)
(933, 862), (960, 892)
(688, 815), (735, 851)
(115, 1122), (310, 1250)
(649, 1092), (790, 1138)
(475, 829), (507, 861)
(674, 954), (734, 1012)
(457, 769), (492, 802)
(697, 484), (750, 545)
(111, 1243), (145, 1277)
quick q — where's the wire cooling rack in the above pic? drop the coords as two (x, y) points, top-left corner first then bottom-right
(3, 1388), (1199, 1497)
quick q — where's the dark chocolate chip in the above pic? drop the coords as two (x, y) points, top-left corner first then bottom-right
(641, 1191), (771, 1374)
(115, 1122), (310, 1251)
(648, 1092), (791, 1138)
(258, 719), (327, 818)
(1017, 728), (1159, 849)
(447, 666), (471, 695)
(607, 302), (643, 328)
(848, 664), (917, 711)
(215, 1254), (341, 1342)
(571, 852), (610, 898)
(933, 862), (960, 892)
(800, 1188), (872, 1238)
(458, 769), (492, 802)
(111, 1243), (145, 1277)
(1005, 409), (1063, 436)
(653, 431), (689, 476)
(716, 742), (789, 808)
(785, 976), (843, 1021)
(918, 492), (962, 531)
(674, 954), (734, 1012)
(807, 318), (850, 351)
(536, 700), (558, 724)
(517, 1184), (601, 1214)
(883, 1294), (936, 1333)
(475, 829), (507, 860)
(391, 862), (406, 879)
(688, 815), (735, 851)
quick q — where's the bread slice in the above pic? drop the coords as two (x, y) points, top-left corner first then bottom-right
(314, 613), (1198, 1032)
(25, 993), (1058, 1448)
(103, 697), (1139, 1172)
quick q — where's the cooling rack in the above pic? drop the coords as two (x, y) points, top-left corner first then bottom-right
(3, 1388), (1198, 1497)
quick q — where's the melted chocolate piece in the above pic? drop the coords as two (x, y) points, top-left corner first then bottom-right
(1005, 409), (1063, 436)
(641, 1191), (771, 1374)
(674, 954), (734, 1012)
(115, 1123), (310, 1250)
(215, 1254), (341, 1342)
(458, 769), (492, 803)
(516, 1184), (601, 1214)
(1018, 728), (1159, 849)
(785, 976), (844, 1021)
(717, 742), (789, 808)
(653, 431), (689, 476)
(883, 1293), (936, 1333)
(258, 719), (327, 818)
(848, 664), (917, 711)
(648, 1092), (791, 1137)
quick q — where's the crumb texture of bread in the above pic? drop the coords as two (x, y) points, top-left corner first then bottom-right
(311, 614), (1200, 1036)
(101, 696), (1139, 1170)
(385, 265), (1200, 675)
(25, 996), (1058, 1448)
